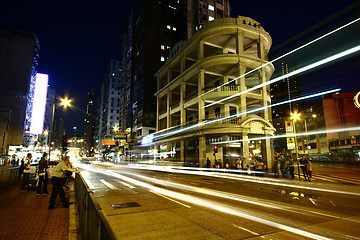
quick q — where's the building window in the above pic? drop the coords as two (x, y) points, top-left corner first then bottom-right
(167, 25), (171, 29)
(172, 27), (177, 31)
(161, 56), (165, 62)
(209, 16), (215, 21)
(208, 5), (214, 11)
(161, 45), (165, 50)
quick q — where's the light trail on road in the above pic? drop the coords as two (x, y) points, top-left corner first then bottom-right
(215, 126), (360, 145)
(79, 164), (334, 240)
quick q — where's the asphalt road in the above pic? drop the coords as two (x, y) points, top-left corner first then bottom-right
(76, 162), (360, 240)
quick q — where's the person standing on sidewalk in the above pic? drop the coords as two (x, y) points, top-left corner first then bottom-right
(48, 156), (80, 209)
(21, 153), (32, 190)
(37, 152), (49, 195)
(288, 156), (295, 180)
(300, 156), (308, 181)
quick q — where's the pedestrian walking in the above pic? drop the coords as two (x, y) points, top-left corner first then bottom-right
(206, 157), (211, 168)
(288, 156), (295, 180)
(21, 153), (32, 190)
(257, 159), (264, 177)
(225, 159), (230, 173)
(236, 158), (242, 173)
(279, 154), (288, 178)
(37, 152), (49, 195)
(48, 156), (80, 209)
(300, 156), (308, 181)
(273, 156), (280, 178)
(306, 158), (312, 181)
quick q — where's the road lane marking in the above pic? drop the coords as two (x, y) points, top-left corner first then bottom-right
(316, 175), (360, 184)
(233, 224), (259, 235)
(81, 168), (334, 240)
(99, 179), (119, 190)
(85, 180), (96, 190)
(149, 190), (191, 208)
(116, 180), (136, 189)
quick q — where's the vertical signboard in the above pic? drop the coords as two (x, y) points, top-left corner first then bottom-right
(30, 73), (48, 134)
(285, 121), (295, 150)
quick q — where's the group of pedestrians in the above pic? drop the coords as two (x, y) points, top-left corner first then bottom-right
(19, 153), (80, 209)
(207, 156), (267, 176)
(273, 154), (312, 181)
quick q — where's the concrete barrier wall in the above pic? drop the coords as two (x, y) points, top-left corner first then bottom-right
(75, 173), (116, 240)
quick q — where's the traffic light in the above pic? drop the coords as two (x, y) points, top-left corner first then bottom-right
(62, 135), (69, 151)
(213, 145), (218, 154)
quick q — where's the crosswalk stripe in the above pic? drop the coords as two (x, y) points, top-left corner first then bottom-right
(116, 180), (136, 189)
(99, 179), (119, 190)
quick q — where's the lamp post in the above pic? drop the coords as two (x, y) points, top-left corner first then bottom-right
(291, 112), (301, 180)
(48, 97), (71, 160)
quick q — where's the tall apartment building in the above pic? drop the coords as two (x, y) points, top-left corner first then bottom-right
(0, 29), (40, 152)
(84, 90), (96, 155)
(96, 60), (121, 143)
(186, 0), (230, 39)
(155, 16), (275, 167)
(119, 0), (230, 148)
(270, 62), (302, 152)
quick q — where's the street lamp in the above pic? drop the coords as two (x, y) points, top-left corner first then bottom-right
(60, 98), (71, 109)
(48, 97), (72, 160)
(291, 112), (301, 180)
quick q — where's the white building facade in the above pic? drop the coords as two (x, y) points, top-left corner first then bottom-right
(155, 17), (275, 168)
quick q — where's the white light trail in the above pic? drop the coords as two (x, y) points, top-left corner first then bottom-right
(154, 88), (340, 140)
(81, 167), (333, 240)
(204, 45), (360, 108)
(215, 126), (360, 145)
(197, 18), (360, 100)
(117, 164), (360, 197)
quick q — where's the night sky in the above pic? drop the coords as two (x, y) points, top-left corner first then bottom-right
(1, 0), (359, 135)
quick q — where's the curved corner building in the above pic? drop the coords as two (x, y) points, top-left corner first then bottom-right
(155, 16), (275, 168)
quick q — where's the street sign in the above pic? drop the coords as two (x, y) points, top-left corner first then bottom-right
(284, 121), (294, 133)
(287, 137), (295, 150)
(102, 140), (115, 146)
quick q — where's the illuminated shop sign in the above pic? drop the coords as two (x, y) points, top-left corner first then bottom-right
(354, 91), (360, 109)
(141, 134), (154, 145)
(29, 73), (48, 134)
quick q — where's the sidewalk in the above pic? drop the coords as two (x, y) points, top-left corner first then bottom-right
(0, 184), (72, 240)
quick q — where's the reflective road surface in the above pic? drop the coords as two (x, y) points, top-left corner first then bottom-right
(76, 161), (360, 240)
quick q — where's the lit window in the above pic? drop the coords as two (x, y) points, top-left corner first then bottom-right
(209, 5), (214, 11)
(167, 25), (171, 29)
(209, 16), (215, 21)
(172, 27), (177, 31)
(167, 46), (171, 49)
(161, 45), (165, 50)
(112, 73), (115, 76)
(161, 56), (165, 62)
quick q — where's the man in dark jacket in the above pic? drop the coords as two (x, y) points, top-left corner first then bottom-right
(37, 152), (49, 195)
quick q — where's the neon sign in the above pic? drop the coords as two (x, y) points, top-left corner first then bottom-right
(29, 73), (48, 134)
(354, 91), (360, 109)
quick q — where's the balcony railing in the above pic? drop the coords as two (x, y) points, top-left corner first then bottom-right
(204, 84), (239, 93)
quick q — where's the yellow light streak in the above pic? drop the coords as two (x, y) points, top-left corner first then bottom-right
(232, 224), (260, 236)
(80, 166), (333, 240)
(149, 190), (191, 208)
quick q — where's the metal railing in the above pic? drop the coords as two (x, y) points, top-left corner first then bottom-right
(75, 173), (117, 240)
(0, 166), (20, 192)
